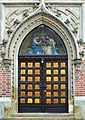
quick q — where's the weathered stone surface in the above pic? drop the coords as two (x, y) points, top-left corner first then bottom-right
(74, 106), (83, 118)
(2, 113), (81, 120)
(75, 97), (85, 106)
(0, 116), (83, 120)
(74, 97), (85, 119)
(0, 98), (11, 118)
(4, 107), (11, 117)
(0, 102), (4, 118)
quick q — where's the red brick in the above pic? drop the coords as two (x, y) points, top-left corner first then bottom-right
(75, 60), (85, 96)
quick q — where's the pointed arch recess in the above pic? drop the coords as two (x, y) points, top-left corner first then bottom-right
(7, 12), (79, 113)
(7, 12), (79, 60)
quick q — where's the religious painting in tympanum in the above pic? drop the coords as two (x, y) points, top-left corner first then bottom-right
(19, 25), (67, 56)
(18, 25), (68, 113)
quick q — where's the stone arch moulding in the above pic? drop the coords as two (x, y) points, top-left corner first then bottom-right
(5, 11), (80, 114)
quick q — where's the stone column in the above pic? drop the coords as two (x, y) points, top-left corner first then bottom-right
(0, 3), (5, 43)
(82, 3), (85, 42)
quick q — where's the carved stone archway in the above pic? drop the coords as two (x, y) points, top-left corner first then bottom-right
(4, 3), (80, 114)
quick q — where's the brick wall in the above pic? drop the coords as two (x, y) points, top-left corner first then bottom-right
(75, 60), (85, 96)
(0, 66), (11, 97)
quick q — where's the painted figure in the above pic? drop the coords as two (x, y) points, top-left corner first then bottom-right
(26, 34), (59, 55)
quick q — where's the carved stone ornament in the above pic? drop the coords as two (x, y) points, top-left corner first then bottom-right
(64, 19), (70, 24)
(79, 51), (84, 57)
(77, 39), (83, 44)
(7, 28), (13, 37)
(82, 42), (85, 52)
(4, 0), (80, 40)
(1, 51), (6, 58)
(73, 59), (82, 70)
(3, 58), (11, 69)
(5, 4), (39, 38)
(3, 39), (8, 47)
(23, 10), (29, 18)
(13, 19), (20, 27)
(0, 39), (8, 59)
(72, 27), (78, 34)
(45, 3), (80, 38)
(0, 44), (6, 58)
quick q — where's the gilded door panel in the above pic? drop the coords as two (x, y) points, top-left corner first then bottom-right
(18, 57), (68, 113)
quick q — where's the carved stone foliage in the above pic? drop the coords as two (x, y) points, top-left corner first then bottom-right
(46, 4), (80, 39)
(5, 3), (80, 41)
(5, 3), (80, 40)
(5, 4), (39, 38)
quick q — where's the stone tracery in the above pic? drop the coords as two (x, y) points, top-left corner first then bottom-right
(5, 0), (80, 40)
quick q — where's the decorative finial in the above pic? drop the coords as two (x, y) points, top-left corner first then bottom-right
(41, 0), (44, 5)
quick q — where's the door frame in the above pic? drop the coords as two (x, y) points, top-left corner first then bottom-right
(8, 15), (78, 114)
(18, 55), (68, 113)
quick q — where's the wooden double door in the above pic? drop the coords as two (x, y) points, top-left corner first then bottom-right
(18, 56), (68, 113)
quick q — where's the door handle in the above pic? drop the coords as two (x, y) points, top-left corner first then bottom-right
(44, 90), (46, 92)
(41, 58), (44, 63)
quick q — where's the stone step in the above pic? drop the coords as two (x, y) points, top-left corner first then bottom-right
(0, 113), (82, 120)
(0, 117), (82, 120)
(12, 113), (74, 117)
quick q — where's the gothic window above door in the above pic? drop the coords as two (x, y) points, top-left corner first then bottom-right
(19, 25), (67, 56)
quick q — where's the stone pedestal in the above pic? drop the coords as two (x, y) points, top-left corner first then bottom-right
(82, 106), (85, 119)
(75, 96), (85, 119)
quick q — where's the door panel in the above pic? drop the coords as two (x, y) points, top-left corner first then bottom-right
(18, 58), (42, 112)
(18, 57), (68, 113)
(43, 59), (68, 112)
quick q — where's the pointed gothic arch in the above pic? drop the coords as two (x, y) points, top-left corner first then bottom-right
(5, 11), (79, 114)
(7, 12), (79, 60)
(18, 24), (68, 113)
